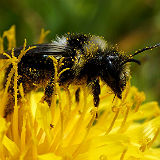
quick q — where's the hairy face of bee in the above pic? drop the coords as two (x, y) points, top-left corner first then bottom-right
(99, 53), (130, 99)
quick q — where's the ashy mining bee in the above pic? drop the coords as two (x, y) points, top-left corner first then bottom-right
(0, 33), (160, 117)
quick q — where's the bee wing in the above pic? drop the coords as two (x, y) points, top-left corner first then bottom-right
(0, 43), (70, 59)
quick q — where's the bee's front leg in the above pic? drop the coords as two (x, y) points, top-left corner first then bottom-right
(87, 79), (100, 118)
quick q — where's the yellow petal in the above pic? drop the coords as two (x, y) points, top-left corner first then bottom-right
(2, 135), (20, 157)
(38, 153), (62, 160)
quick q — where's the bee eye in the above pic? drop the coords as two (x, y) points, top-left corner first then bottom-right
(106, 57), (117, 78)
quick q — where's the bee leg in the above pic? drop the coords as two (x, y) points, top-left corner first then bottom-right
(87, 79), (100, 118)
(75, 87), (80, 103)
(44, 82), (55, 106)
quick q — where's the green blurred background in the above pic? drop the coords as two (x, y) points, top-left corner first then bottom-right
(0, 0), (160, 103)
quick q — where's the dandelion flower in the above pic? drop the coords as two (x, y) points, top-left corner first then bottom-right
(0, 26), (160, 160)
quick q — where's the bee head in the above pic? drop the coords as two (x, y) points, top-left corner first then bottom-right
(99, 43), (160, 99)
(99, 52), (130, 99)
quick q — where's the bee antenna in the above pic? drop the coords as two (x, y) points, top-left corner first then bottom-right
(131, 43), (160, 57)
(121, 59), (141, 66)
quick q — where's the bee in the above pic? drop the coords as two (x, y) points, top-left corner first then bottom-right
(1, 33), (160, 117)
